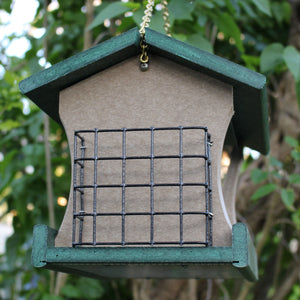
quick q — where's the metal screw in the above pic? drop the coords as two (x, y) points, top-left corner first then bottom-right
(140, 62), (149, 71)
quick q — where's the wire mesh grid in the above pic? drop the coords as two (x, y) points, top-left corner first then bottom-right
(72, 126), (213, 247)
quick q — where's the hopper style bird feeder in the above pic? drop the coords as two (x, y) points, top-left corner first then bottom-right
(19, 28), (269, 281)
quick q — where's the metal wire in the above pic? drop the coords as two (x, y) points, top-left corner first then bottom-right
(72, 126), (213, 248)
(121, 129), (126, 245)
(72, 132), (86, 245)
(93, 129), (99, 246)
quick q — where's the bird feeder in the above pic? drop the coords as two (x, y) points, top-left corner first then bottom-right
(19, 28), (269, 281)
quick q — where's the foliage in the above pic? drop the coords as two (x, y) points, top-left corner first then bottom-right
(0, 0), (299, 299)
(260, 43), (300, 109)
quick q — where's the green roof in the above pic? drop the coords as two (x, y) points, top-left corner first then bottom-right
(19, 27), (269, 154)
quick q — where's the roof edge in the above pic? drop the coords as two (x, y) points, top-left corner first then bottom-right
(145, 28), (266, 90)
(19, 27), (140, 96)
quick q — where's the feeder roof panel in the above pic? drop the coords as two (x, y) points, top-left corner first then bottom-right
(19, 27), (269, 154)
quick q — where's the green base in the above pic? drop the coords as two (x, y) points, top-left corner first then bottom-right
(32, 223), (258, 281)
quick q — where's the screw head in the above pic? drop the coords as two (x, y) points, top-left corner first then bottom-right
(140, 62), (149, 71)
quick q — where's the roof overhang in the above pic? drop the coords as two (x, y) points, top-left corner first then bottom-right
(19, 27), (269, 154)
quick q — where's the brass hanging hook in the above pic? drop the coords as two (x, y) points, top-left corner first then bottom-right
(138, 0), (171, 71)
(140, 36), (149, 71)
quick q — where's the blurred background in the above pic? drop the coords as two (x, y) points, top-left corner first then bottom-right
(0, 0), (300, 299)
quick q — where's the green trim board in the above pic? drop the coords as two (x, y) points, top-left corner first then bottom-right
(32, 223), (258, 281)
(19, 27), (269, 155)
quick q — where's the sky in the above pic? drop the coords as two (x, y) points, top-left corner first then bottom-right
(0, 0), (40, 58)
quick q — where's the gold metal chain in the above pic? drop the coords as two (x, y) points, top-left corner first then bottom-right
(139, 0), (155, 38)
(161, 0), (171, 37)
(139, 0), (171, 71)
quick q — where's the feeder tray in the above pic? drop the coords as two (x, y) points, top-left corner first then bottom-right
(33, 223), (258, 281)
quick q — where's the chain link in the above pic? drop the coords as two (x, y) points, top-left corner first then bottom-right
(161, 0), (171, 37)
(140, 39), (149, 63)
(139, 0), (155, 38)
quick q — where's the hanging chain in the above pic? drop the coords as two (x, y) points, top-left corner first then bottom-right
(139, 0), (155, 38)
(161, 0), (171, 37)
(139, 0), (154, 71)
(139, 0), (171, 71)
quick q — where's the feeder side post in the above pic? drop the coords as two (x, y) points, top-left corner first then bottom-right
(232, 223), (258, 281)
(32, 224), (57, 268)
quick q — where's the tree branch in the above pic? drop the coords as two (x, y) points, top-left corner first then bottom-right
(84, 0), (94, 50)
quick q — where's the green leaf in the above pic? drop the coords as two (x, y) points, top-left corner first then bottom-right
(4, 71), (18, 85)
(22, 144), (44, 158)
(197, 0), (214, 9)
(122, 2), (140, 10)
(132, 7), (144, 27)
(42, 295), (64, 300)
(285, 136), (299, 148)
(251, 169), (268, 184)
(186, 34), (213, 53)
(240, 2), (257, 18)
(0, 150), (17, 175)
(260, 43), (284, 73)
(1, 0), (12, 12)
(242, 55), (260, 71)
(281, 188), (295, 210)
(61, 284), (81, 298)
(172, 33), (187, 42)
(291, 149), (300, 162)
(251, 183), (277, 200)
(252, 0), (271, 16)
(168, 0), (195, 21)
(292, 210), (300, 230)
(272, 170), (282, 180)
(197, 13), (207, 27)
(87, 2), (132, 30)
(288, 174), (300, 184)
(283, 46), (300, 82)
(269, 156), (283, 168)
(224, 0), (237, 15)
(213, 12), (244, 53)
(26, 111), (44, 139)
(77, 277), (105, 299)
(240, 154), (254, 172)
(148, 11), (165, 33)
(5, 233), (21, 268)
(0, 120), (20, 130)
(28, 57), (43, 74)
(272, 2), (291, 24)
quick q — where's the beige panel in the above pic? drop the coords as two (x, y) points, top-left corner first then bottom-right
(56, 55), (234, 247)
